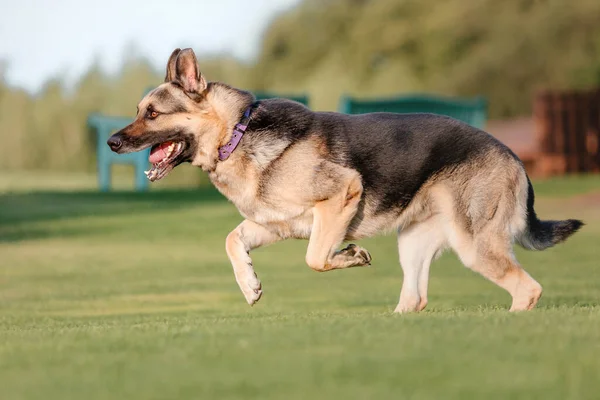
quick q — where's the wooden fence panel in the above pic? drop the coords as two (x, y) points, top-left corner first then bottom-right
(533, 89), (600, 176)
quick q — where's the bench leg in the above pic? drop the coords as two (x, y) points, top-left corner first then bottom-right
(98, 158), (111, 192)
(134, 156), (149, 192)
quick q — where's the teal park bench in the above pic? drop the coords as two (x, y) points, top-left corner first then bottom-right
(88, 113), (150, 192)
(87, 88), (154, 192)
(88, 90), (309, 192)
(339, 94), (487, 129)
(254, 91), (309, 107)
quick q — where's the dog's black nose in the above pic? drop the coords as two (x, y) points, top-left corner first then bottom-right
(107, 136), (122, 151)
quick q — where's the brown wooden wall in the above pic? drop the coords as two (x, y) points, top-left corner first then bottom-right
(533, 89), (600, 177)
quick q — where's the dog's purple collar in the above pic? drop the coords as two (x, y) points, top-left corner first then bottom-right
(218, 105), (255, 161)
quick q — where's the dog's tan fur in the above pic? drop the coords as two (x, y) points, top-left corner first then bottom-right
(110, 48), (582, 313)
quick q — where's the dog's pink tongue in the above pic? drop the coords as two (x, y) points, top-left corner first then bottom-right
(149, 142), (173, 164)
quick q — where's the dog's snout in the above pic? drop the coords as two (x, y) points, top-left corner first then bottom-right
(107, 135), (123, 152)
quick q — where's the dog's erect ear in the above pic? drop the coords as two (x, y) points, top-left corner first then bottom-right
(174, 48), (207, 94)
(164, 48), (181, 82)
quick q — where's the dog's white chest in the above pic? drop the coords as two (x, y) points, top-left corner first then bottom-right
(210, 171), (313, 239)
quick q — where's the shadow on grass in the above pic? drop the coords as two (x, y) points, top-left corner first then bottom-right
(0, 224), (140, 243)
(0, 186), (228, 242)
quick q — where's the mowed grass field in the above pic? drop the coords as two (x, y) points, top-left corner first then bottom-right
(1, 173), (599, 400)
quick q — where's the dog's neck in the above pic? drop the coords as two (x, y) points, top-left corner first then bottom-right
(190, 82), (255, 172)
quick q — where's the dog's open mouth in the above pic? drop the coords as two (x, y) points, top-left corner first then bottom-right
(145, 141), (185, 182)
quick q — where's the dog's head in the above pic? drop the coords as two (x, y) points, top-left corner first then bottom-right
(107, 48), (222, 181)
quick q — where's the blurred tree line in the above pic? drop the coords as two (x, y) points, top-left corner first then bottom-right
(1, 0), (600, 171)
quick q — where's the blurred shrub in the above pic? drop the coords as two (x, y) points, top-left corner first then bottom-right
(1, 0), (600, 171)
(258, 0), (600, 115)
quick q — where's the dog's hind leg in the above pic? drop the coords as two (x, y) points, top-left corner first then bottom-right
(305, 174), (372, 272)
(394, 218), (446, 313)
(226, 219), (282, 306)
(459, 233), (543, 312)
(449, 187), (543, 312)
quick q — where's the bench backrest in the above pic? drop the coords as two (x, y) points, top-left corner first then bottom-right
(339, 94), (487, 129)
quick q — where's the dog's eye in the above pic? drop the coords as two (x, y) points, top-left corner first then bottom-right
(149, 111), (159, 119)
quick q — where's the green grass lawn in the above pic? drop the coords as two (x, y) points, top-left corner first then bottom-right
(0, 175), (599, 399)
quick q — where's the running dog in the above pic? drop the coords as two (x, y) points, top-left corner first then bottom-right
(107, 48), (583, 312)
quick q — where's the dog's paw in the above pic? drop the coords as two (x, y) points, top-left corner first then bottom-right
(394, 294), (421, 314)
(341, 244), (372, 266)
(238, 273), (263, 306)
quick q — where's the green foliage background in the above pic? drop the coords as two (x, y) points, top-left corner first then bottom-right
(1, 0), (600, 171)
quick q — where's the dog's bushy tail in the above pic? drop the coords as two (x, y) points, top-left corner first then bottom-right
(518, 178), (583, 250)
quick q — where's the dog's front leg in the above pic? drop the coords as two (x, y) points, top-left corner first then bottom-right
(305, 175), (372, 272)
(225, 219), (282, 305)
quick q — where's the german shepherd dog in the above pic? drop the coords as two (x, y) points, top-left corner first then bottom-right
(108, 48), (583, 313)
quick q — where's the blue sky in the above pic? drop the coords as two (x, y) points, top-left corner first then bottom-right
(0, 0), (301, 92)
